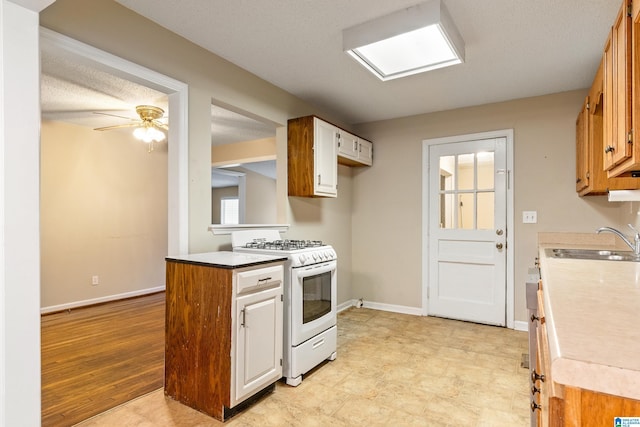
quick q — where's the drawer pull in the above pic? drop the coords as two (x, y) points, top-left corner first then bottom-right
(531, 401), (542, 412)
(258, 277), (272, 284)
(531, 369), (545, 383)
(312, 338), (325, 349)
(531, 385), (540, 395)
(530, 314), (540, 323)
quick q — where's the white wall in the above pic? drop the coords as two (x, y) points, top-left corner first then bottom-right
(353, 90), (626, 322)
(1, 1), (53, 424)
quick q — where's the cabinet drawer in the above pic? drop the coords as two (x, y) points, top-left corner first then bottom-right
(236, 265), (283, 295)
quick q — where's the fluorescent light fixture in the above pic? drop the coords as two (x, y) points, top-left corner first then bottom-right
(343, 0), (465, 81)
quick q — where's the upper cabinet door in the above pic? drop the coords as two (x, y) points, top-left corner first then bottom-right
(576, 96), (590, 193)
(604, 0), (632, 172)
(313, 118), (339, 197)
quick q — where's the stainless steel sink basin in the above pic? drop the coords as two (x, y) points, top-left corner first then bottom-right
(546, 248), (640, 262)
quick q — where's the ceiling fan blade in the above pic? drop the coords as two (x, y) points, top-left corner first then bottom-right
(94, 122), (140, 131)
(152, 120), (169, 130)
(93, 111), (137, 121)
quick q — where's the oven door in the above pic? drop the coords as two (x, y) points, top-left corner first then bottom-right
(290, 260), (337, 346)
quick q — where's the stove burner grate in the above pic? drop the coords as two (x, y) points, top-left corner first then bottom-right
(243, 239), (324, 250)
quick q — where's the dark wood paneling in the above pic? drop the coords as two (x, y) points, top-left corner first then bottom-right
(164, 261), (233, 420)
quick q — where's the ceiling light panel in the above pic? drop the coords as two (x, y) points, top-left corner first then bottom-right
(343, 0), (465, 81)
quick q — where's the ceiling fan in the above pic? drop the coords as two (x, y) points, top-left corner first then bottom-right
(94, 105), (168, 152)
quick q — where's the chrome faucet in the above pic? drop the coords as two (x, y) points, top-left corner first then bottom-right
(596, 224), (640, 255)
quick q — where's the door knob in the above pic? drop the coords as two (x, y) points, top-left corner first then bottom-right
(496, 243), (504, 250)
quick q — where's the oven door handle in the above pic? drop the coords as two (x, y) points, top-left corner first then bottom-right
(296, 260), (336, 276)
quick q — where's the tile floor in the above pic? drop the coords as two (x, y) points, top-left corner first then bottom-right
(77, 308), (530, 426)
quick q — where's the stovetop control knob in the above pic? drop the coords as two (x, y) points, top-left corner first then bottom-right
(324, 250), (331, 259)
(298, 254), (307, 264)
(312, 252), (319, 261)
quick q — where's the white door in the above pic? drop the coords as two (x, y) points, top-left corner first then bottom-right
(427, 137), (507, 326)
(235, 287), (283, 404)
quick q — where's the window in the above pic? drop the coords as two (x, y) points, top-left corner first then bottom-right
(220, 197), (239, 225)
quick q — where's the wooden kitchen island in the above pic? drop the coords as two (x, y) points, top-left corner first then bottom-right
(533, 234), (640, 426)
(164, 252), (286, 421)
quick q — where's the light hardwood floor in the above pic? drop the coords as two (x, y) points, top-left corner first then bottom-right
(73, 305), (530, 426)
(41, 292), (165, 426)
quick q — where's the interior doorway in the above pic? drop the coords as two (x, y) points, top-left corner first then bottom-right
(422, 129), (514, 327)
(38, 28), (189, 422)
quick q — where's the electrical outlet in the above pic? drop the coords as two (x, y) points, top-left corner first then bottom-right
(92, 275), (99, 286)
(522, 211), (537, 224)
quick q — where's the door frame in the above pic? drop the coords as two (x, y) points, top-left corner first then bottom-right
(40, 27), (190, 256)
(421, 129), (515, 328)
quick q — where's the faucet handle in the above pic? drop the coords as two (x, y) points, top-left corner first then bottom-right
(627, 224), (640, 237)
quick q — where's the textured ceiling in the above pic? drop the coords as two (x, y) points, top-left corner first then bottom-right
(114, 0), (620, 124)
(41, 0), (620, 138)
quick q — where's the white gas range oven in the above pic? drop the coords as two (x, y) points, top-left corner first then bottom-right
(232, 229), (337, 386)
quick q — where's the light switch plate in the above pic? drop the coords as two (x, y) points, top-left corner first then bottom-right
(523, 211), (537, 224)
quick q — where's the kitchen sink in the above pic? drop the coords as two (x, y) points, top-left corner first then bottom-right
(546, 248), (640, 262)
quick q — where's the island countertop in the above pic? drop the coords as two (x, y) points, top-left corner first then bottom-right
(538, 236), (640, 400)
(166, 251), (287, 269)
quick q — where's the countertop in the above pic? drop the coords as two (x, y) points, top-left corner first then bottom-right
(166, 251), (287, 269)
(538, 234), (640, 400)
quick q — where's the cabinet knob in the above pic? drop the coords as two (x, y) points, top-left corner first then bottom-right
(531, 401), (542, 412)
(530, 314), (540, 323)
(605, 145), (615, 153)
(531, 385), (540, 395)
(496, 243), (504, 250)
(531, 369), (545, 383)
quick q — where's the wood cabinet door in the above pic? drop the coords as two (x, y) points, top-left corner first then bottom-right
(605, 0), (632, 170)
(576, 97), (590, 192)
(234, 286), (283, 405)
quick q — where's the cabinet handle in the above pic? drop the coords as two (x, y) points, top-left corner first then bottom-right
(531, 369), (545, 383)
(353, 140), (358, 152)
(531, 385), (540, 395)
(258, 277), (272, 284)
(531, 401), (542, 412)
(241, 309), (246, 327)
(530, 314), (540, 323)
(318, 174), (321, 185)
(605, 145), (615, 153)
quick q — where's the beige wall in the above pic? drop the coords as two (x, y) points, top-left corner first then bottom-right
(41, 0), (354, 306)
(353, 90), (627, 323)
(40, 121), (167, 309)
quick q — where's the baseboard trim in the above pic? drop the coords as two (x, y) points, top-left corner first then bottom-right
(41, 286), (166, 314)
(514, 320), (529, 332)
(362, 300), (422, 316)
(337, 299), (423, 316)
(337, 300), (355, 313)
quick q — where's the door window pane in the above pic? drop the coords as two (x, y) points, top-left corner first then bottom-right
(457, 153), (475, 190)
(477, 192), (495, 229)
(437, 150), (496, 230)
(477, 152), (494, 189)
(458, 193), (474, 229)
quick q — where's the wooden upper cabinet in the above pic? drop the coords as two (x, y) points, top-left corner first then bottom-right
(604, 0), (634, 175)
(577, 58), (640, 195)
(288, 116), (338, 198)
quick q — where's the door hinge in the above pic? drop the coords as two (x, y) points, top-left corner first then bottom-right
(281, 294), (283, 302)
(586, 102), (590, 110)
(629, 130), (633, 144)
(628, 1), (632, 16)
